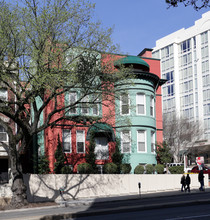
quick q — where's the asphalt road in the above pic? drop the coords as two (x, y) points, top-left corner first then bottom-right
(1, 190), (210, 220)
(71, 203), (210, 220)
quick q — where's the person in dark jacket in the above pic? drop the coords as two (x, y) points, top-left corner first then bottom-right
(180, 174), (186, 192)
(185, 174), (191, 192)
(198, 170), (205, 191)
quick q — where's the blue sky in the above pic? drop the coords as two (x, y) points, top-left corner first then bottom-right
(91, 0), (210, 56)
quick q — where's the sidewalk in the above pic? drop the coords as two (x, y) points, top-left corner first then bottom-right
(1, 187), (210, 220)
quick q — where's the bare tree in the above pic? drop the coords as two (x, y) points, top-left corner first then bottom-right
(166, 0), (210, 10)
(163, 113), (203, 163)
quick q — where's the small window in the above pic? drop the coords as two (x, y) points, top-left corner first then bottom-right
(81, 95), (89, 115)
(121, 93), (129, 115)
(136, 93), (145, 115)
(76, 130), (85, 153)
(69, 92), (77, 114)
(0, 125), (7, 142)
(62, 130), (71, 153)
(150, 96), (154, 117)
(92, 96), (99, 116)
(151, 131), (155, 153)
(137, 130), (146, 152)
(0, 89), (7, 105)
(121, 131), (131, 153)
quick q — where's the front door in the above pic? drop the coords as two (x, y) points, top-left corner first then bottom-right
(95, 137), (109, 160)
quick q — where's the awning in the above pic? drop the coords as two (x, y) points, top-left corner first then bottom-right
(86, 123), (115, 142)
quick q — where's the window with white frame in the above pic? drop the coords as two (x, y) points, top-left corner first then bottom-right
(81, 95), (89, 115)
(202, 74), (210, 87)
(121, 131), (131, 153)
(180, 39), (191, 53)
(204, 104), (210, 116)
(136, 93), (145, 115)
(137, 130), (146, 152)
(95, 137), (109, 160)
(121, 93), (129, 115)
(151, 131), (155, 153)
(161, 45), (173, 59)
(91, 95), (99, 115)
(180, 67), (193, 80)
(76, 130), (85, 153)
(201, 45), (209, 59)
(62, 130), (71, 153)
(202, 60), (209, 73)
(69, 92), (77, 114)
(204, 118), (210, 130)
(203, 89), (210, 102)
(0, 125), (7, 142)
(201, 31), (208, 45)
(0, 89), (7, 103)
(152, 50), (160, 59)
(92, 103), (99, 115)
(150, 96), (154, 117)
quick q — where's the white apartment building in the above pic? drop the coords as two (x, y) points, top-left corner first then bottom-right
(152, 11), (210, 140)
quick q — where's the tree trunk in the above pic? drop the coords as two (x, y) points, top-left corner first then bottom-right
(9, 146), (28, 208)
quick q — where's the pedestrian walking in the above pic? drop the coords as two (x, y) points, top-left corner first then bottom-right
(185, 174), (191, 192)
(198, 170), (205, 191)
(180, 174), (186, 192)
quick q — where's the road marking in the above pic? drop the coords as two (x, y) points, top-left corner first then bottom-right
(165, 214), (210, 220)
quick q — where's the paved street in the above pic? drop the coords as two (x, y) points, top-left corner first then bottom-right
(71, 203), (210, 220)
(1, 188), (210, 220)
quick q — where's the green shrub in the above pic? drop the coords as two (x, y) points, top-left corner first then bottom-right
(145, 164), (154, 174)
(121, 164), (131, 174)
(169, 166), (184, 174)
(134, 165), (144, 174)
(85, 132), (97, 173)
(103, 163), (118, 174)
(61, 165), (73, 174)
(155, 164), (164, 174)
(54, 135), (66, 174)
(38, 154), (50, 174)
(111, 138), (123, 174)
(77, 163), (93, 174)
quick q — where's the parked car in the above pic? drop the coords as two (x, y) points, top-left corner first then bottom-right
(167, 163), (184, 167)
(190, 165), (210, 178)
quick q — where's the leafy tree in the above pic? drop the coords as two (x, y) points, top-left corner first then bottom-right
(54, 135), (66, 174)
(166, 0), (210, 10)
(38, 154), (50, 174)
(85, 132), (97, 173)
(0, 0), (131, 207)
(156, 141), (172, 165)
(111, 138), (123, 174)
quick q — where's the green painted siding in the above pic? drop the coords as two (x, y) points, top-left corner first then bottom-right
(115, 77), (157, 173)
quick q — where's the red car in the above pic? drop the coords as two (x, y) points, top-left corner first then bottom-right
(190, 165), (210, 178)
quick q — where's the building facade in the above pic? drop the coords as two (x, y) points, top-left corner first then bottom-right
(0, 49), (165, 175)
(152, 11), (210, 140)
(40, 50), (165, 173)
